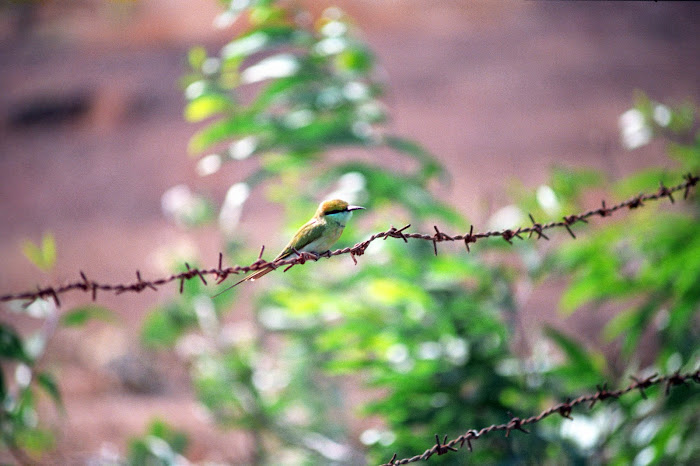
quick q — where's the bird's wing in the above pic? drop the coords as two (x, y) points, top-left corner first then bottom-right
(213, 218), (324, 297)
(274, 217), (324, 260)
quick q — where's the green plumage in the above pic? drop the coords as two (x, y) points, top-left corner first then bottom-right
(214, 199), (364, 296)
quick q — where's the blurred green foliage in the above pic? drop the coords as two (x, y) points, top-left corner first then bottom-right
(140, 0), (700, 464)
(2, 0), (697, 464)
(2, 235), (116, 461)
(128, 419), (189, 466)
(2, 271), (61, 460)
(534, 94), (700, 464)
(181, 0), (449, 208)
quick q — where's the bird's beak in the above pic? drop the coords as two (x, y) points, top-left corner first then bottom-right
(347, 205), (365, 211)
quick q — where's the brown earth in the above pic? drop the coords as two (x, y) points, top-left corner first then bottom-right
(0, 0), (698, 463)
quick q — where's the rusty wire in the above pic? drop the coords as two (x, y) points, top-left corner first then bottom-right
(0, 173), (697, 306)
(380, 369), (700, 465)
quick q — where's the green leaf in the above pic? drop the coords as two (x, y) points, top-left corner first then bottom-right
(141, 301), (199, 349)
(549, 167), (603, 201)
(17, 428), (55, 453)
(335, 45), (373, 73)
(0, 324), (30, 363)
(21, 240), (44, 270)
(60, 305), (114, 327)
(188, 46), (208, 71)
(36, 372), (62, 408)
(545, 327), (606, 380)
(614, 169), (675, 198)
(602, 307), (638, 342)
(21, 232), (56, 272)
(668, 141), (700, 173)
(185, 94), (234, 122)
(141, 310), (181, 348)
(188, 113), (266, 154)
(221, 25), (311, 64)
(41, 233), (56, 268)
(248, 75), (311, 112)
(147, 419), (189, 454)
(559, 276), (601, 313)
(249, 4), (287, 26)
(666, 102), (696, 134)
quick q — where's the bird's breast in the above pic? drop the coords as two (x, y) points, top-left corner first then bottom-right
(300, 223), (344, 253)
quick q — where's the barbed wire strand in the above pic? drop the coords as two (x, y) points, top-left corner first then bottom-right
(379, 369), (700, 465)
(1, 173), (697, 306)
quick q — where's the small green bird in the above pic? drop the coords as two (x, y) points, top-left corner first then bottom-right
(215, 199), (364, 295)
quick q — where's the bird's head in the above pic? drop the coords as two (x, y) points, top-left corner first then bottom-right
(316, 199), (365, 222)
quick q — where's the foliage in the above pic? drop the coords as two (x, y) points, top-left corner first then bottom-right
(181, 0), (451, 223)
(0, 306), (59, 458)
(547, 94), (699, 360)
(141, 262), (234, 348)
(2, 0), (697, 464)
(2, 246), (63, 462)
(147, 0), (700, 464)
(0, 321), (58, 458)
(523, 93), (700, 464)
(1, 238), (114, 460)
(127, 419), (189, 466)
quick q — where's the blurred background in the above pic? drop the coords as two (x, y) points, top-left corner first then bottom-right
(1, 0), (698, 464)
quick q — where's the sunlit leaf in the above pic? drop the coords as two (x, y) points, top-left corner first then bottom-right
(41, 234), (56, 269)
(17, 428), (55, 453)
(335, 46), (373, 73)
(21, 232), (56, 272)
(188, 113), (267, 154)
(221, 26), (311, 64)
(241, 53), (300, 84)
(188, 46), (208, 71)
(185, 94), (234, 122)
(249, 4), (287, 26)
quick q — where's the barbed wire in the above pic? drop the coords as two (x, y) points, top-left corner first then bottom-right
(1, 173), (697, 306)
(380, 369), (700, 465)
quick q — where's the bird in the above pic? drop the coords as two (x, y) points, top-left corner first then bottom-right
(214, 199), (365, 296)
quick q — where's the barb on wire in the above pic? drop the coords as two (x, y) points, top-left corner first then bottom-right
(380, 369), (700, 465)
(1, 173), (696, 306)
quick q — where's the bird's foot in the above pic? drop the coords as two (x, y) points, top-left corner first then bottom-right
(300, 251), (320, 261)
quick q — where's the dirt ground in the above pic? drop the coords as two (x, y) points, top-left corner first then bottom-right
(1, 1), (698, 463)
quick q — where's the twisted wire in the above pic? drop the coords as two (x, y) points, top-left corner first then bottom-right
(1, 173), (696, 306)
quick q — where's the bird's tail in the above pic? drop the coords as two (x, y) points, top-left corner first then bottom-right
(213, 267), (275, 298)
